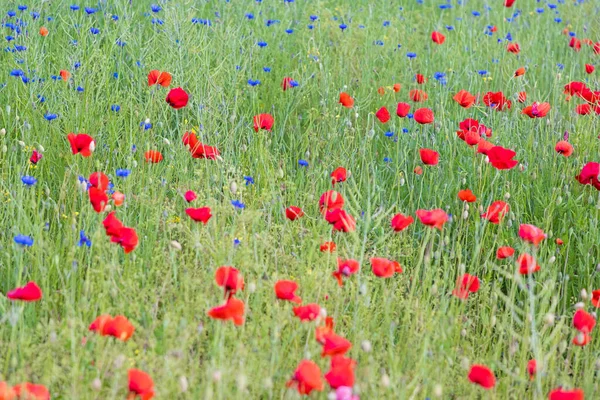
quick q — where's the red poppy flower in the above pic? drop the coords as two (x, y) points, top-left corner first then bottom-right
(12, 383), (50, 400)
(518, 91), (527, 103)
(391, 213), (414, 232)
(103, 212), (124, 236)
(575, 104), (592, 115)
(315, 317), (335, 344)
(453, 90), (476, 108)
(377, 86), (385, 95)
(324, 356), (356, 389)
(89, 314), (113, 335)
(517, 253), (540, 275)
(415, 74), (427, 84)
(585, 64), (595, 74)
(286, 206), (304, 221)
(293, 303), (321, 322)
(396, 102), (411, 117)
(416, 209), (448, 229)
(487, 146), (518, 170)
(452, 273), (480, 299)
(371, 257), (402, 278)
(185, 207), (212, 224)
(458, 189), (477, 202)
(319, 191), (344, 213)
(207, 297), (245, 326)
(321, 332), (352, 357)
(110, 227), (139, 253)
(555, 141), (573, 156)
(468, 365), (496, 389)
(320, 241), (336, 252)
(325, 209), (356, 232)
(569, 37), (581, 51)
(393, 83), (401, 92)
(165, 87), (189, 109)
(287, 360), (324, 395)
(375, 106), (390, 123)
(504, 0), (515, 7)
(573, 332), (591, 347)
(0, 381), (16, 399)
(548, 388), (584, 400)
(414, 108), (434, 124)
(481, 201), (509, 224)
(253, 113), (274, 132)
(414, 166), (423, 175)
(522, 102), (551, 118)
(59, 69), (71, 81)
(409, 89), (428, 102)
(573, 309), (596, 333)
(477, 139), (494, 155)
(30, 149), (42, 164)
(7, 281), (42, 302)
(184, 190), (197, 202)
(527, 359), (536, 380)
(331, 167), (347, 185)
(144, 150), (163, 163)
(39, 26), (49, 36)
(89, 172), (110, 190)
(419, 148), (439, 165)
(67, 133), (95, 157)
(519, 224), (546, 246)
(147, 70), (172, 87)
(333, 258), (360, 286)
(339, 92), (354, 108)
(507, 43), (521, 54)
(274, 280), (302, 303)
(496, 246), (515, 259)
(103, 315), (135, 341)
(89, 187), (108, 212)
(128, 369), (154, 400)
(514, 67), (526, 77)
(575, 162), (600, 190)
(182, 132), (220, 160)
(483, 91), (512, 110)
(431, 31), (445, 44)
(591, 289), (600, 307)
(215, 266), (244, 297)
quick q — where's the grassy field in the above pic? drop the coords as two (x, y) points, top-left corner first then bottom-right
(1, 0), (599, 398)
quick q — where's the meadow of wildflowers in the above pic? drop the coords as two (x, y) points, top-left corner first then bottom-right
(1, 0), (600, 398)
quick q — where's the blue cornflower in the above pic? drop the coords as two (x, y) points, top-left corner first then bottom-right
(257, 41), (267, 47)
(243, 176), (254, 185)
(14, 234), (33, 246)
(151, 4), (161, 12)
(383, 157), (392, 163)
(85, 7), (96, 14)
(383, 21), (390, 26)
(245, 13), (254, 20)
(44, 113), (58, 121)
(472, 11), (481, 16)
(231, 200), (245, 209)
(111, 104), (120, 112)
(406, 52), (417, 59)
(7, 11), (16, 18)
(78, 230), (92, 247)
(263, 67), (271, 72)
(384, 131), (394, 137)
(76, 86), (84, 92)
(18, 5), (28, 11)
(10, 69), (24, 76)
(339, 23), (347, 31)
(285, 29), (293, 34)
(248, 79), (261, 86)
(90, 27), (100, 35)
(140, 121), (152, 130)
(116, 169), (131, 178)
(233, 238), (241, 247)
(478, 70), (488, 75)
(21, 176), (36, 186)
(298, 159), (309, 167)
(70, 5), (80, 11)
(308, 24), (314, 30)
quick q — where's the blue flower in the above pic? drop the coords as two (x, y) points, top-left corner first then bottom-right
(37, 95), (45, 103)
(310, 15), (318, 21)
(472, 11), (481, 17)
(116, 169), (131, 178)
(384, 131), (394, 137)
(536, 8), (544, 13)
(383, 157), (392, 163)
(243, 176), (254, 185)
(406, 52), (417, 59)
(151, 18), (164, 25)
(85, 7), (96, 15)
(111, 104), (120, 112)
(568, 31), (576, 37)
(257, 41), (267, 47)
(557, 63), (564, 70)
(439, 4), (452, 9)
(140, 121), (152, 130)
(112, 15), (119, 21)
(18, 5), (28, 11)
(407, 113), (414, 119)
(554, 18), (562, 23)
(78, 230), (92, 247)
(21, 176), (37, 186)
(233, 238), (241, 247)
(151, 4), (161, 12)
(6, 36), (14, 42)
(248, 79), (261, 86)
(231, 200), (246, 209)
(383, 20), (390, 27)
(245, 13), (254, 20)
(548, 3), (557, 9)
(90, 27), (100, 35)
(285, 29), (293, 34)
(7, 11), (16, 18)
(76, 86), (84, 92)
(113, 72), (119, 79)
(10, 69), (24, 77)
(339, 23), (347, 31)
(374, 40), (384, 46)
(44, 113), (58, 121)
(402, 128), (409, 133)
(308, 24), (314, 30)
(298, 159), (309, 167)
(70, 5), (80, 11)
(263, 67), (271, 72)
(478, 70), (488, 75)
(74, 61), (81, 69)
(14, 234), (33, 246)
